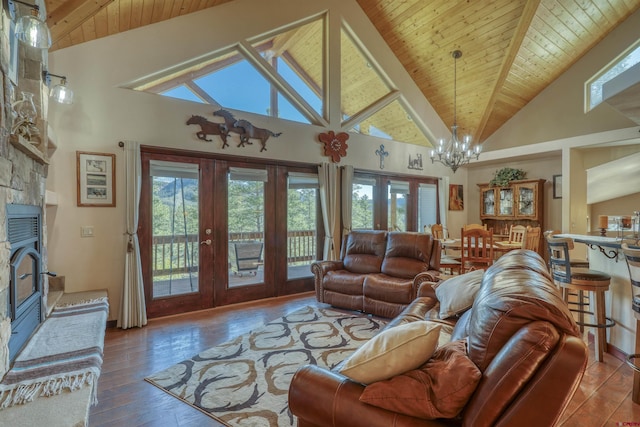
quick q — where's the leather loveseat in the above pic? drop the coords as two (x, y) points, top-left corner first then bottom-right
(290, 250), (588, 427)
(311, 230), (441, 318)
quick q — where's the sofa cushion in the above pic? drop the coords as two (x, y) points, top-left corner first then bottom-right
(433, 269), (484, 319)
(359, 339), (481, 419)
(343, 230), (388, 274)
(466, 250), (580, 371)
(363, 274), (414, 304)
(381, 232), (433, 278)
(323, 270), (366, 295)
(339, 321), (440, 385)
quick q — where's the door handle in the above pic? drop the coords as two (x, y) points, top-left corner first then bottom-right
(200, 239), (212, 246)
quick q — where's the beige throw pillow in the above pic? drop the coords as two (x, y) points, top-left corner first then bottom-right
(433, 269), (484, 319)
(339, 321), (441, 385)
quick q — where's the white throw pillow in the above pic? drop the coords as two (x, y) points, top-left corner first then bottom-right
(339, 321), (441, 385)
(433, 269), (484, 319)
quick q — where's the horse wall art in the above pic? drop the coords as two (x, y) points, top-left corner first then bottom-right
(233, 119), (282, 152)
(186, 115), (229, 148)
(213, 110), (246, 142)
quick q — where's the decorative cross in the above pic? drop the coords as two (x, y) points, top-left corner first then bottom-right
(375, 144), (389, 169)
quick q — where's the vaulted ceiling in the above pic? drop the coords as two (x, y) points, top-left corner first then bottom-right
(45, 0), (640, 144)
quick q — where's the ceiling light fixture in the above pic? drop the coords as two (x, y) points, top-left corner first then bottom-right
(43, 71), (74, 104)
(12, 0), (52, 49)
(430, 50), (482, 173)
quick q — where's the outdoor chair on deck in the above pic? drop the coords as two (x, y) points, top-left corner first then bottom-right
(229, 241), (264, 276)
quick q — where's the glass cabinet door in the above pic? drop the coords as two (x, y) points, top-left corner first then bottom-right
(498, 188), (513, 216)
(480, 188), (495, 217)
(516, 184), (536, 218)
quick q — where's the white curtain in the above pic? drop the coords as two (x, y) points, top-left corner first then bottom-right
(319, 162), (338, 260)
(341, 165), (353, 236)
(438, 176), (449, 235)
(117, 141), (147, 329)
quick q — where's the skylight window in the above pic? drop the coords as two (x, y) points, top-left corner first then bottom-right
(587, 41), (640, 111)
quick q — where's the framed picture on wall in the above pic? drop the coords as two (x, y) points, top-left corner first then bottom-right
(449, 184), (464, 211)
(77, 151), (116, 207)
(553, 174), (562, 199)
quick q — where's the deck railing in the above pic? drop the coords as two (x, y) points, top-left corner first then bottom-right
(152, 230), (317, 276)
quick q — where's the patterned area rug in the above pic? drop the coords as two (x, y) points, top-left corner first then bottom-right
(145, 305), (386, 426)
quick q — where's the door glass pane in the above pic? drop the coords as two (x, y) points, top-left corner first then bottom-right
(150, 161), (200, 298)
(352, 177), (375, 230)
(388, 180), (408, 231)
(287, 173), (318, 280)
(228, 168), (266, 287)
(418, 183), (438, 233)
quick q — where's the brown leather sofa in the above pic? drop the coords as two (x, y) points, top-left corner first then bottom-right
(311, 230), (441, 318)
(290, 249), (588, 427)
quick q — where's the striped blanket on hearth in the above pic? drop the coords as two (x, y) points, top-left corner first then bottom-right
(0, 296), (108, 409)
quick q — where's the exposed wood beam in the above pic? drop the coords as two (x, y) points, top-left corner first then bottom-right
(48, 0), (117, 45)
(474, 0), (541, 144)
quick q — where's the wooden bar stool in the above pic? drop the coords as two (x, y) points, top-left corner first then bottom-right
(621, 243), (640, 403)
(546, 236), (615, 362)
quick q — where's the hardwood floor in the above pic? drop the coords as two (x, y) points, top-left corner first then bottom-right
(91, 292), (640, 426)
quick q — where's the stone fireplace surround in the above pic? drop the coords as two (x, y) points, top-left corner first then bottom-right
(0, 20), (51, 380)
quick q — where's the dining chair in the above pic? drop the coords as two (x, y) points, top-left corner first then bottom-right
(430, 224), (446, 239)
(523, 226), (541, 252)
(507, 225), (527, 246)
(431, 224), (461, 274)
(460, 227), (494, 273)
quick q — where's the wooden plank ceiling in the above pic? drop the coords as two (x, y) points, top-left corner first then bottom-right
(46, 0), (640, 144)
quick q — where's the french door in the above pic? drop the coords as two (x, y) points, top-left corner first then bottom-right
(139, 149), (319, 318)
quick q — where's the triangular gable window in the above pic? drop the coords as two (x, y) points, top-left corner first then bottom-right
(340, 27), (428, 146)
(137, 16), (327, 125)
(132, 12), (434, 148)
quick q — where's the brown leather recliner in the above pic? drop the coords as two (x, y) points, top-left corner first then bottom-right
(290, 249), (588, 427)
(311, 230), (441, 318)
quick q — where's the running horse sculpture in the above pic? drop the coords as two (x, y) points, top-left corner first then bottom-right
(234, 119), (282, 152)
(186, 115), (229, 148)
(213, 109), (246, 143)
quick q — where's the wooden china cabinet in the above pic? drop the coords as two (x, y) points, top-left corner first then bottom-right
(477, 179), (545, 237)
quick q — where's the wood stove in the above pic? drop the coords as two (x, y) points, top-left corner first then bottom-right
(7, 204), (44, 362)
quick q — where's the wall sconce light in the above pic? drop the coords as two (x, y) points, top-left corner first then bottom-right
(43, 71), (74, 104)
(11, 0), (52, 49)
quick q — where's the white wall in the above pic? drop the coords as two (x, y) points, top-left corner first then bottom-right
(46, 0), (461, 320)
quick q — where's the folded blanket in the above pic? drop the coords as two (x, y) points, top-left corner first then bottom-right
(0, 297), (108, 409)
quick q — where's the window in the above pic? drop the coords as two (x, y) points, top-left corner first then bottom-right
(352, 176), (376, 230)
(418, 183), (438, 233)
(586, 40), (640, 111)
(130, 14), (435, 149)
(351, 172), (438, 232)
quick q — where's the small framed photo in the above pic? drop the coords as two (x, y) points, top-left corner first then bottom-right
(77, 151), (116, 207)
(552, 174), (562, 199)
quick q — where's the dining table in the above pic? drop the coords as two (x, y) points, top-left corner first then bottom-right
(441, 238), (522, 251)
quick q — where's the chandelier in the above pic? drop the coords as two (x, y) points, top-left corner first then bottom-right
(430, 50), (482, 173)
